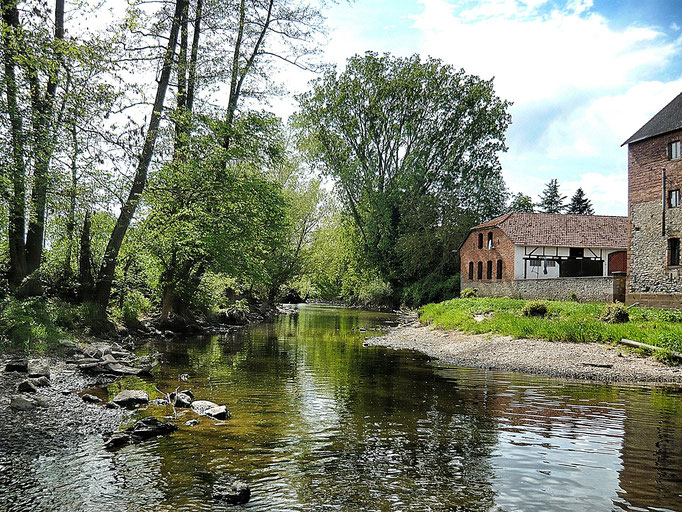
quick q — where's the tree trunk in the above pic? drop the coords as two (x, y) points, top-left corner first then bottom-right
(2, 0), (27, 288)
(78, 211), (94, 300)
(93, 0), (187, 311)
(24, 0), (65, 279)
(64, 122), (78, 273)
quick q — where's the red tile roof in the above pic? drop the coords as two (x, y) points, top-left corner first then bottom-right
(471, 212), (627, 249)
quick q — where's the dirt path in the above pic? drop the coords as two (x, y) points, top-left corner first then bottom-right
(367, 321), (682, 385)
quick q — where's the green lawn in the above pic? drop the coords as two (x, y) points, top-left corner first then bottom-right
(420, 297), (682, 360)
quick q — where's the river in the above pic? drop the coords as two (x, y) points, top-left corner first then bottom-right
(3, 304), (682, 511)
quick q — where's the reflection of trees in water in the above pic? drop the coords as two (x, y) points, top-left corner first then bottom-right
(616, 390), (682, 512)
(127, 308), (682, 511)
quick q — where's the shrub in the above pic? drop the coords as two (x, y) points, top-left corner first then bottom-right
(123, 290), (152, 322)
(600, 303), (629, 324)
(521, 300), (549, 317)
(461, 288), (477, 298)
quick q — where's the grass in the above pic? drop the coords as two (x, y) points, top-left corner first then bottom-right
(419, 297), (682, 361)
(0, 296), (78, 354)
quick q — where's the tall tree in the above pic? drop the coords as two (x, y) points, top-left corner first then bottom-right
(92, 0), (188, 311)
(508, 192), (534, 213)
(566, 187), (594, 215)
(537, 179), (566, 214)
(1, 0), (65, 293)
(296, 52), (511, 291)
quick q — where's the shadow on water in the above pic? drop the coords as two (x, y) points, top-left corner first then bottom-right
(2, 304), (682, 511)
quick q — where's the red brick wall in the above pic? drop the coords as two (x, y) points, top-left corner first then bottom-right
(460, 226), (515, 283)
(628, 128), (682, 207)
(627, 128), (682, 306)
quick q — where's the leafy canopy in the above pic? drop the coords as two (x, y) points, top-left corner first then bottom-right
(295, 52), (511, 291)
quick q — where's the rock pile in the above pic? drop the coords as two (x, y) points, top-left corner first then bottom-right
(104, 417), (178, 449)
(62, 340), (157, 376)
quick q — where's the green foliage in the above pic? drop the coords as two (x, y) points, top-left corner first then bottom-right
(566, 187), (595, 215)
(460, 288), (478, 298)
(122, 290), (153, 322)
(537, 179), (566, 214)
(296, 51), (510, 296)
(521, 301), (549, 317)
(0, 297), (74, 353)
(402, 273), (460, 307)
(600, 303), (629, 324)
(419, 297), (682, 358)
(508, 193), (535, 213)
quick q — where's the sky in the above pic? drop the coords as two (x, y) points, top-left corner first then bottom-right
(273, 0), (682, 216)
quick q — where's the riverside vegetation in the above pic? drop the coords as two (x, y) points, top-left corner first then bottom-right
(420, 297), (682, 362)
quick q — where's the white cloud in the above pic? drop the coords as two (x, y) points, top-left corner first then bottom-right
(405, 0), (682, 215)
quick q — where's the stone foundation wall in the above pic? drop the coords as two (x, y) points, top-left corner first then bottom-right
(462, 276), (619, 302)
(626, 292), (682, 309)
(629, 199), (682, 294)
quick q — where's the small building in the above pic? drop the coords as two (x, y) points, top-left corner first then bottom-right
(623, 92), (682, 308)
(459, 212), (628, 302)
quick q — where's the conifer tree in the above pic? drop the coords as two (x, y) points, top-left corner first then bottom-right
(566, 187), (595, 215)
(537, 179), (566, 214)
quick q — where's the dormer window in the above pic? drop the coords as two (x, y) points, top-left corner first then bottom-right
(669, 141), (681, 160)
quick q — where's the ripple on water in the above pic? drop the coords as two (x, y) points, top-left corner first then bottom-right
(2, 305), (682, 512)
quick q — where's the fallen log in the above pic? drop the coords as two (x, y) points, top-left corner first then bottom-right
(619, 339), (682, 360)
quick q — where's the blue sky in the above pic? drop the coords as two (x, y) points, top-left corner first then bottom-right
(278, 0), (682, 215)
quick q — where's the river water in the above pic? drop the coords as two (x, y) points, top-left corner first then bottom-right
(4, 304), (682, 511)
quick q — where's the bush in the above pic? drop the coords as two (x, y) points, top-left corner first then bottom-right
(600, 303), (629, 324)
(521, 301), (549, 317)
(461, 288), (477, 298)
(402, 273), (459, 307)
(123, 290), (152, 322)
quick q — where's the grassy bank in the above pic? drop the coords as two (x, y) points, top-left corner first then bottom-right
(420, 297), (682, 358)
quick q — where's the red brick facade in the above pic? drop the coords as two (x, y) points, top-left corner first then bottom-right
(460, 226), (515, 284)
(627, 128), (682, 205)
(627, 127), (682, 306)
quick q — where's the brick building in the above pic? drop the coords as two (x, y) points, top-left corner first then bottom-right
(459, 212), (627, 301)
(624, 92), (682, 308)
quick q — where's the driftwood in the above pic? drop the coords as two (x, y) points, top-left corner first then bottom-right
(619, 338), (682, 360)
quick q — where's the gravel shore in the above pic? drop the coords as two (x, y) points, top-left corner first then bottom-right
(367, 320), (682, 385)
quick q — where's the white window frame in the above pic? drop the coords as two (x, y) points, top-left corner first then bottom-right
(669, 141), (681, 160)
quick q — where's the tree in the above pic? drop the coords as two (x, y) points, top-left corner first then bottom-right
(508, 193), (534, 213)
(1, 0), (66, 293)
(537, 179), (566, 214)
(91, 0), (188, 312)
(566, 187), (594, 215)
(296, 52), (511, 294)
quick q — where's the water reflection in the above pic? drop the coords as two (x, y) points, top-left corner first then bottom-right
(2, 304), (681, 511)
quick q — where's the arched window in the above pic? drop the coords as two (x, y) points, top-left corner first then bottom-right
(477, 261), (483, 280)
(486, 260), (493, 280)
(496, 259), (503, 279)
(478, 233), (483, 249)
(469, 261), (474, 280)
(488, 232), (493, 249)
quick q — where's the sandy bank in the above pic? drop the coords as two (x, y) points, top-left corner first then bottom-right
(367, 321), (682, 385)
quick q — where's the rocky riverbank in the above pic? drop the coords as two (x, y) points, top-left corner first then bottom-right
(367, 317), (682, 385)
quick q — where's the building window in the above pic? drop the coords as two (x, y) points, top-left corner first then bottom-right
(496, 259), (503, 279)
(486, 260), (493, 279)
(569, 248), (584, 258)
(487, 232), (494, 249)
(669, 238), (680, 266)
(546, 260), (556, 267)
(477, 261), (483, 280)
(478, 233), (483, 249)
(468, 262), (474, 280)
(529, 259), (541, 267)
(670, 190), (681, 208)
(669, 141), (681, 160)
